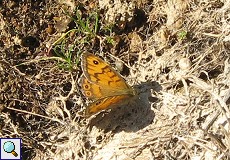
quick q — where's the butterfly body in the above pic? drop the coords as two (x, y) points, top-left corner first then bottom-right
(81, 52), (135, 116)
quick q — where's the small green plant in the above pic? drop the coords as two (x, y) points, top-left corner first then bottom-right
(102, 24), (115, 45)
(177, 30), (187, 40)
(53, 42), (74, 70)
(106, 36), (115, 45)
(73, 10), (99, 38)
(52, 8), (100, 70)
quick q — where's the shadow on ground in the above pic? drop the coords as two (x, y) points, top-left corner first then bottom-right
(87, 81), (162, 133)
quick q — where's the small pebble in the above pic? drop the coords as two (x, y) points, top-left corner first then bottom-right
(179, 57), (191, 70)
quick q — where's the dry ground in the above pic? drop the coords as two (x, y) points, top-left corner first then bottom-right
(1, 0), (230, 159)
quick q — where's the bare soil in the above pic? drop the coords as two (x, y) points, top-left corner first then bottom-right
(1, 0), (230, 159)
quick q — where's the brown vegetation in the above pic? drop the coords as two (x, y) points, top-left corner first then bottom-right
(0, 0), (230, 159)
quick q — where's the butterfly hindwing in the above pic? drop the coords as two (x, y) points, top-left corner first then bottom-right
(86, 95), (132, 115)
(80, 52), (136, 116)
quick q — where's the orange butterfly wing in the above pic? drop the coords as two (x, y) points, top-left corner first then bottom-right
(85, 95), (131, 115)
(81, 76), (105, 100)
(81, 52), (134, 96)
(81, 52), (135, 116)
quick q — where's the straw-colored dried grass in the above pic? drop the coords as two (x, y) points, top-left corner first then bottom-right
(1, 0), (230, 159)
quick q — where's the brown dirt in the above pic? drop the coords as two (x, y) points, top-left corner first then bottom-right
(1, 0), (230, 159)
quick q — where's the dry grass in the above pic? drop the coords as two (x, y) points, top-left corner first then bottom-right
(0, 0), (230, 159)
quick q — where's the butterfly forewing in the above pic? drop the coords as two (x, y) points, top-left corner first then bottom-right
(82, 52), (131, 90)
(80, 52), (136, 116)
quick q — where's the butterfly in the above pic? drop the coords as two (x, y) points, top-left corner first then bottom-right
(80, 52), (136, 116)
